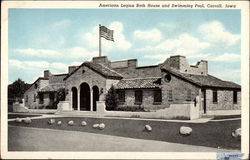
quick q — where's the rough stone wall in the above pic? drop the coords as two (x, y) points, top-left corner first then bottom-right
(106, 79), (120, 92)
(24, 79), (49, 109)
(164, 56), (208, 75)
(114, 66), (161, 79)
(65, 65), (107, 107)
(118, 72), (200, 110)
(205, 89), (241, 110)
(119, 89), (166, 110)
(161, 72), (200, 108)
(49, 75), (66, 83)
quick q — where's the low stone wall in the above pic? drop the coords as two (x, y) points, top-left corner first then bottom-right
(206, 110), (241, 116)
(57, 101), (71, 111)
(97, 101), (106, 114)
(106, 102), (201, 120)
(13, 102), (29, 113)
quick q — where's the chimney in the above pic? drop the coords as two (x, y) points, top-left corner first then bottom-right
(128, 59), (137, 68)
(92, 56), (109, 65)
(44, 70), (51, 79)
(197, 60), (208, 75)
(68, 66), (78, 74)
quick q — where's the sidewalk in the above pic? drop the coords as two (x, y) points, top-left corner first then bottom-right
(8, 125), (239, 152)
(8, 111), (240, 123)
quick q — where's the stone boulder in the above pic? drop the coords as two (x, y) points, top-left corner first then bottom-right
(24, 117), (31, 124)
(99, 123), (105, 130)
(232, 128), (241, 138)
(93, 124), (99, 129)
(15, 117), (22, 123)
(57, 121), (62, 125)
(68, 120), (74, 126)
(179, 126), (192, 136)
(81, 121), (87, 126)
(145, 125), (152, 132)
(48, 119), (56, 125)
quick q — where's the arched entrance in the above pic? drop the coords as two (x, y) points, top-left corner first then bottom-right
(71, 87), (78, 110)
(92, 86), (99, 111)
(80, 82), (90, 111)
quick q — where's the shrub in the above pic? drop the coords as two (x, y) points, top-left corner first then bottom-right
(105, 85), (119, 111)
(130, 114), (140, 118)
(115, 106), (145, 112)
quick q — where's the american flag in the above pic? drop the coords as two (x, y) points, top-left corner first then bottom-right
(100, 25), (114, 41)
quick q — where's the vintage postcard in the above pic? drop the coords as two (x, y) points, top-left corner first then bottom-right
(1, 0), (249, 159)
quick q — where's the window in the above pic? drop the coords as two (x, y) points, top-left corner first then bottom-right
(186, 89), (191, 101)
(33, 94), (36, 102)
(233, 91), (237, 104)
(168, 89), (173, 101)
(118, 90), (125, 103)
(25, 95), (28, 102)
(154, 89), (162, 104)
(34, 84), (38, 89)
(39, 93), (44, 104)
(49, 93), (55, 101)
(135, 90), (143, 104)
(212, 90), (218, 103)
(164, 73), (171, 82)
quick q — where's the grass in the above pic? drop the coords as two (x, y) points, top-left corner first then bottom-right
(213, 114), (241, 120)
(8, 117), (241, 150)
(8, 113), (42, 119)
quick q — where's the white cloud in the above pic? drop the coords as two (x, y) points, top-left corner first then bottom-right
(52, 19), (71, 29)
(50, 62), (68, 71)
(198, 21), (240, 46)
(81, 21), (132, 51)
(138, 33), (210, 56)
(9, 59), (49, 69)
(210, 69), (241, 84)
(9, 59), (25, 69)
(144, 54), (171, 64)
(12, 46), (100, 60)
(210, 53), (240, 62)
(134, 28), (163, 43)
(13, 48), (61, 58)
(67, 47), (99, 58)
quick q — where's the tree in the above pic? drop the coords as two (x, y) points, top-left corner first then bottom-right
(105, 85), (119, 111)
(8, 78), (31, 103)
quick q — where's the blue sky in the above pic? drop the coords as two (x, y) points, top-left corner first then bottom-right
(9, 9), (241, 84)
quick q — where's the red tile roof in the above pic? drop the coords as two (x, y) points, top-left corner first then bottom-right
(64, 62), (123, 80)
(116, 77), (161, 89)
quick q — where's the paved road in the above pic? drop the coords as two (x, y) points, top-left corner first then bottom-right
(8, 125), (238, 152)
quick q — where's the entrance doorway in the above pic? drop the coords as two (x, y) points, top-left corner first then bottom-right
(201, 89), (206, 114)
(92, 86), (99, 111)
(80, 83), (90, 111)
(71, 87), (78, 110)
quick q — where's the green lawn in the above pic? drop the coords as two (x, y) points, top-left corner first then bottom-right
(8, 117), (241, 150)
(8, 113), (42, 119)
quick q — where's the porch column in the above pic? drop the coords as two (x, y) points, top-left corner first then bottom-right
(77, 86), (80, 111)
(90, 88), (93, 111)
(70, 89), (73, 110)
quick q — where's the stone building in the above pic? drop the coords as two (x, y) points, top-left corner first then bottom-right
(24, 55), (241, 115)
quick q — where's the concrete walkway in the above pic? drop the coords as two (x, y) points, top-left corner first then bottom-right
(8, 111), (240, 123)
(8, 125), (239, 152)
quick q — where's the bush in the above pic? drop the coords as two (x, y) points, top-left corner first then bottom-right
(115, 106), (145, 112)
(105, 85), (119, 111)
(130, 114), (140, 118)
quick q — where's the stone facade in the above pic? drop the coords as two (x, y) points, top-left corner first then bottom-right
(24, 78), (49, 109)
(24, 55), (241, 115)
(205, 89), (241, 110)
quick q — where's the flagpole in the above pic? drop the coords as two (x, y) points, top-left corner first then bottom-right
(99, 24), (101, 57)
